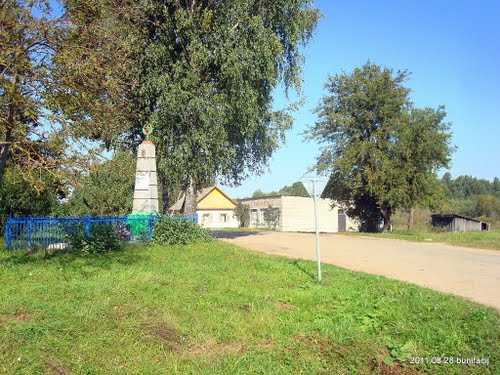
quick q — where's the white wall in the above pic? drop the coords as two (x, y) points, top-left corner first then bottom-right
(243, 197), (283, 230)
(281, 196), (339, 232)
(197, 210), (239, 228)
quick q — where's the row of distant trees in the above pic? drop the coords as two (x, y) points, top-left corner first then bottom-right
(246, 174), (500, 229)
(440, 174), (500, 221)
(251, 175), (500, 202)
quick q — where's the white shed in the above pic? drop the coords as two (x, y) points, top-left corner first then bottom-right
(239, 196), (357, 232)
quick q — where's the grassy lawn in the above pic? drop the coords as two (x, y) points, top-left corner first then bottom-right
(0, 242), (498, 374)
(339, 229), (500, 250)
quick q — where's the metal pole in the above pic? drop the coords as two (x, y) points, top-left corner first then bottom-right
(313, 179), (322, 282)
(85, 214), (90, 238)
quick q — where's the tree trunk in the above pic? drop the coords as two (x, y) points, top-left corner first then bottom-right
(182, 175), (197, 215)
(160, 174), (169, 214)
(407, 208), (415, 231)
(0, 107), (15, 188)
(0, 136), (10, 188)
(380, 204), (392, 233)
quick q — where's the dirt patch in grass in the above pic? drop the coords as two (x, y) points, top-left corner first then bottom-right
(254, 339), (275, 351)
(0, 310), (32, 326)
(370, 353), (422, 375)
(43, 357), (71, 375)
(291, 333), (349, 359)
(112, 305), (129, 321)
(143, 320), (184, 352)
(275, 301), (295, 311)
(185, 337), (244, 358)
(290, 334), (422, 374)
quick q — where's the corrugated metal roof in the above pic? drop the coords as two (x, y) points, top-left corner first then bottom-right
(431, 213), (482, 223)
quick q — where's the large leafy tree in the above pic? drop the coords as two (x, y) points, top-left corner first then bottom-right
(132, 0), (320, 214)
(51, 0), (141, 147)
(1, 0), (139, 196)
(307, 62), (453, 232)
(0, 0), (66, 189)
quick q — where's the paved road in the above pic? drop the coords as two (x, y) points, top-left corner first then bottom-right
(214, 231), (500, 310)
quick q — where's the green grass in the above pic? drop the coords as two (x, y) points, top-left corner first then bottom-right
(339, 229), (500, 250)
(0, 242), (498, 374)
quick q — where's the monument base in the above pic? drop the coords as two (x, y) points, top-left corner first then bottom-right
(132, 141), (159, 213)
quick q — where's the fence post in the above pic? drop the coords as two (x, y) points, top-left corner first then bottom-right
(27, 216), (32, 249)
(85, 214), (90, 238)
(5, 214), (12, 250)
(147, 216), (152, 241)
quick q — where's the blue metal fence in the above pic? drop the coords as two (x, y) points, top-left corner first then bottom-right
(4, 214), (197, 251)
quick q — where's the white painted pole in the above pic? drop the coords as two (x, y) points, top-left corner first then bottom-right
(313, 178), (322, 282)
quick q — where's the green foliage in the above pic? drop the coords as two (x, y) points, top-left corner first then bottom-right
(151, 217), (212, 245)
(307, 62), (453, 232)
(68, 224), (125, 254)
(65, 151), (135, 216)
(250, 181), (309, 198)
(278, 181), (309, 197)
(234, 202), (250, 228)
(263, 205), (280, 230)
(51, 0), (139, 147)
(439, 174), (500, 220)
(472, 195), (500, 219)
(1, 0), (132, 193)
(0, 0), (64, 189)
(444, 175), (496, 198)
(383, 339), (414, 365)
(132, 1), (320, 196)
(0, 167), (59, 234)
(252, 189), (269, 198)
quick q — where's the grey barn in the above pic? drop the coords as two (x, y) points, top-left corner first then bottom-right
(431, 214), (490, 232)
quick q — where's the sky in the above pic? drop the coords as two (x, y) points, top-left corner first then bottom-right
(221, 0), (500, 199)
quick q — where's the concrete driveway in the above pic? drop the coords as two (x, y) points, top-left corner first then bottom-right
(214, 231), (500, 310)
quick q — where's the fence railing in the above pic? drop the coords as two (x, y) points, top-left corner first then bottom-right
(4, 214), (198, 251)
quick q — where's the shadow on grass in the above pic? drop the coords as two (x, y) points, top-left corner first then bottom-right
(0, 244), (145, 270)
(291, 259), (317, 282)
(212, 230), (267, 239)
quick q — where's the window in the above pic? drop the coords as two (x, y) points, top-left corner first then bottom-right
(203, 213), (211, 223)
(220, 213), (227, 223)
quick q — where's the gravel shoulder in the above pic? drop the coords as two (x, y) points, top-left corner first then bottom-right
(214, 231), (500, 310)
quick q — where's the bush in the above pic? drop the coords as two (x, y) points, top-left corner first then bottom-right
(69, 224), (125, 254)
(234, 202), (250, 227)
(152, 216), (212, 245)
(263, 205), (280, 230)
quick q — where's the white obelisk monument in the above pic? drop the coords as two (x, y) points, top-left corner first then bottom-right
(132, 124), (159, 214)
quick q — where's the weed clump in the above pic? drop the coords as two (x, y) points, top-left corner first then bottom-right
(68, 224), (125, 254)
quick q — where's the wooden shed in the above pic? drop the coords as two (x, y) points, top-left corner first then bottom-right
(431, 214), (489, 232)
